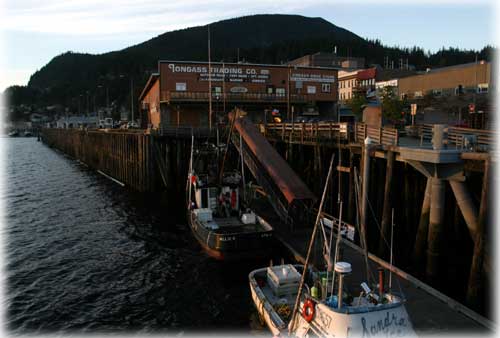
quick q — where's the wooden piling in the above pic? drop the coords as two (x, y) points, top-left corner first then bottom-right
(413, 177), (432, 275)
(466, 158), (489, 311)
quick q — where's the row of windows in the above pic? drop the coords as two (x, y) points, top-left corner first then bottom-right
(339, 79), (357, 89)
(408, 84), (489, 99)
(339, 92), (353, 100)
(175, 83), (332, 94)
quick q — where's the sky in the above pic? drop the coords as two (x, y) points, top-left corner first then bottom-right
(0, 0), (497, 92)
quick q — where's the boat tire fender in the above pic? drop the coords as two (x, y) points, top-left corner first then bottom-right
(302, 299), (315, 322)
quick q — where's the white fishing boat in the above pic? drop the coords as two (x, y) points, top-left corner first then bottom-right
(249, 154), (417, 337)
(249, 262), (416, 337)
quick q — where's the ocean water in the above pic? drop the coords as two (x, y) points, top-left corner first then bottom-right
(4, 137), (272, 335)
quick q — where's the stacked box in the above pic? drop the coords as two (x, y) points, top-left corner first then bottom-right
(267, 265), (301, 296)
(193, 208), (213, 222)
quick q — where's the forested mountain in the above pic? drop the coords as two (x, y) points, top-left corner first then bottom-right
(4, 14), (494, 118)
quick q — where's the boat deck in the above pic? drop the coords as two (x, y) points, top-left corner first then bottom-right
(202, 217), (270, 234)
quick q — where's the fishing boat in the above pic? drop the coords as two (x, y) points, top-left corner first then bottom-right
(249, 262), (416, 337)
(186, 141), (274, 261)
(249, 155), (416, 337)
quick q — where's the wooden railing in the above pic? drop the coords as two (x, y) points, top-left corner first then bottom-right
(160, 91), (307, 103)
(262, 122), (349, 144)
(354, 123), (399, 146)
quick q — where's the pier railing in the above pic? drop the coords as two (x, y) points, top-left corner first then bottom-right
(354, 123), (400, 146)
(160, 91), (307, 103)
(262, 122), (349, 144)
(418, 124), (494, 150)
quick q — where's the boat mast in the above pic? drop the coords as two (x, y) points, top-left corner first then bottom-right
(330, 201), (343, 297)
(240, 132), (246, 203)
(289, 153), (335, 335)
(187, 134), (195, 208)
(208, 24), (212, 131)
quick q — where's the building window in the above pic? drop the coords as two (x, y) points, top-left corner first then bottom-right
(266, 85), (274, 94)
(322, 83), (331, 93)
(276, 88), (286, 97)
(414, 91), (423, 98)
(307, 85), (316, 94)
(176, 82), (186, 91)
(212, 86), (222, 93)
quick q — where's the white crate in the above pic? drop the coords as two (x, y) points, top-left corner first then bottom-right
(193, 208), (213, 222)
(267, 264), (301, 286)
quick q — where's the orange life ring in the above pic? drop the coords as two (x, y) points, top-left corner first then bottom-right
(302, 299), (315, 322)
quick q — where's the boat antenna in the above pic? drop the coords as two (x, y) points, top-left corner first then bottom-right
(389, 208), (395, 290)
(330, 201), (343, 297)
(289, 153), (335, 335)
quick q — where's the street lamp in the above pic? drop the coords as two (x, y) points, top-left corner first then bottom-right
(119, 74), (134, 123)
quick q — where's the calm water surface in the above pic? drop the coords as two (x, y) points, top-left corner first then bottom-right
(5, 137), (273, 335)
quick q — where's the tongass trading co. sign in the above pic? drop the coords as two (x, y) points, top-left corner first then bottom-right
(167, 63), (270, 83)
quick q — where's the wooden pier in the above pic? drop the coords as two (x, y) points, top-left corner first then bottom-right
(40, 120), (494, 333)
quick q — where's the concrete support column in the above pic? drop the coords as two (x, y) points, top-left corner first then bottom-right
(426, 177), (446, 285)
(413, 178), (432, 274)
(450, 180), (478, 238)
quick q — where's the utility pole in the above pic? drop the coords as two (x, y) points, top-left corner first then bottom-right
(130, 77), (134, 122)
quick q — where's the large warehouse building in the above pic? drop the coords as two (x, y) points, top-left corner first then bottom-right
(139, 61), (339, 129)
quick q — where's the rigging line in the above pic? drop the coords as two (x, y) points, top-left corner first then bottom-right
(365, 190), (392, 251)
(353, 166), (375, 284)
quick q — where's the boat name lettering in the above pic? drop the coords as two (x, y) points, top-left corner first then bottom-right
(261, 233), (272, 238)
(220, 236), (236, 241)
(318, 310), (332, 329)
(361, 311), (408, 337)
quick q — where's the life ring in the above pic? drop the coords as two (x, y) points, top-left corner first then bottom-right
(302, 299), (315, 322)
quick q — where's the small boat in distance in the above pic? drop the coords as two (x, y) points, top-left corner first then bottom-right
(186, 141), (274, 261)
(8, 130), (19, 137)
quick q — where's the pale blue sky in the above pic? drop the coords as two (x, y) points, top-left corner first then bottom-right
(0, 0), (496, 91)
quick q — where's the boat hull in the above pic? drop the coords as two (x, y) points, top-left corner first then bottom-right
(187, 212), (274, 261)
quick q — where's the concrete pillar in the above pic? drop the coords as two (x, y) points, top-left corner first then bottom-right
(449, 180), (478, 238)
(413, 178), (431, 274)
(426, 177), (446, 285)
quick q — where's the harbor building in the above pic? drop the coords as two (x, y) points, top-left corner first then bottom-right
(139, 61), (339, 129)
(288, 52), (365, 69)
(397, 61), (492, 128)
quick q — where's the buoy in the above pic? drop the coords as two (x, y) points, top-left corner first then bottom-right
(302, 299), (315, 322)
